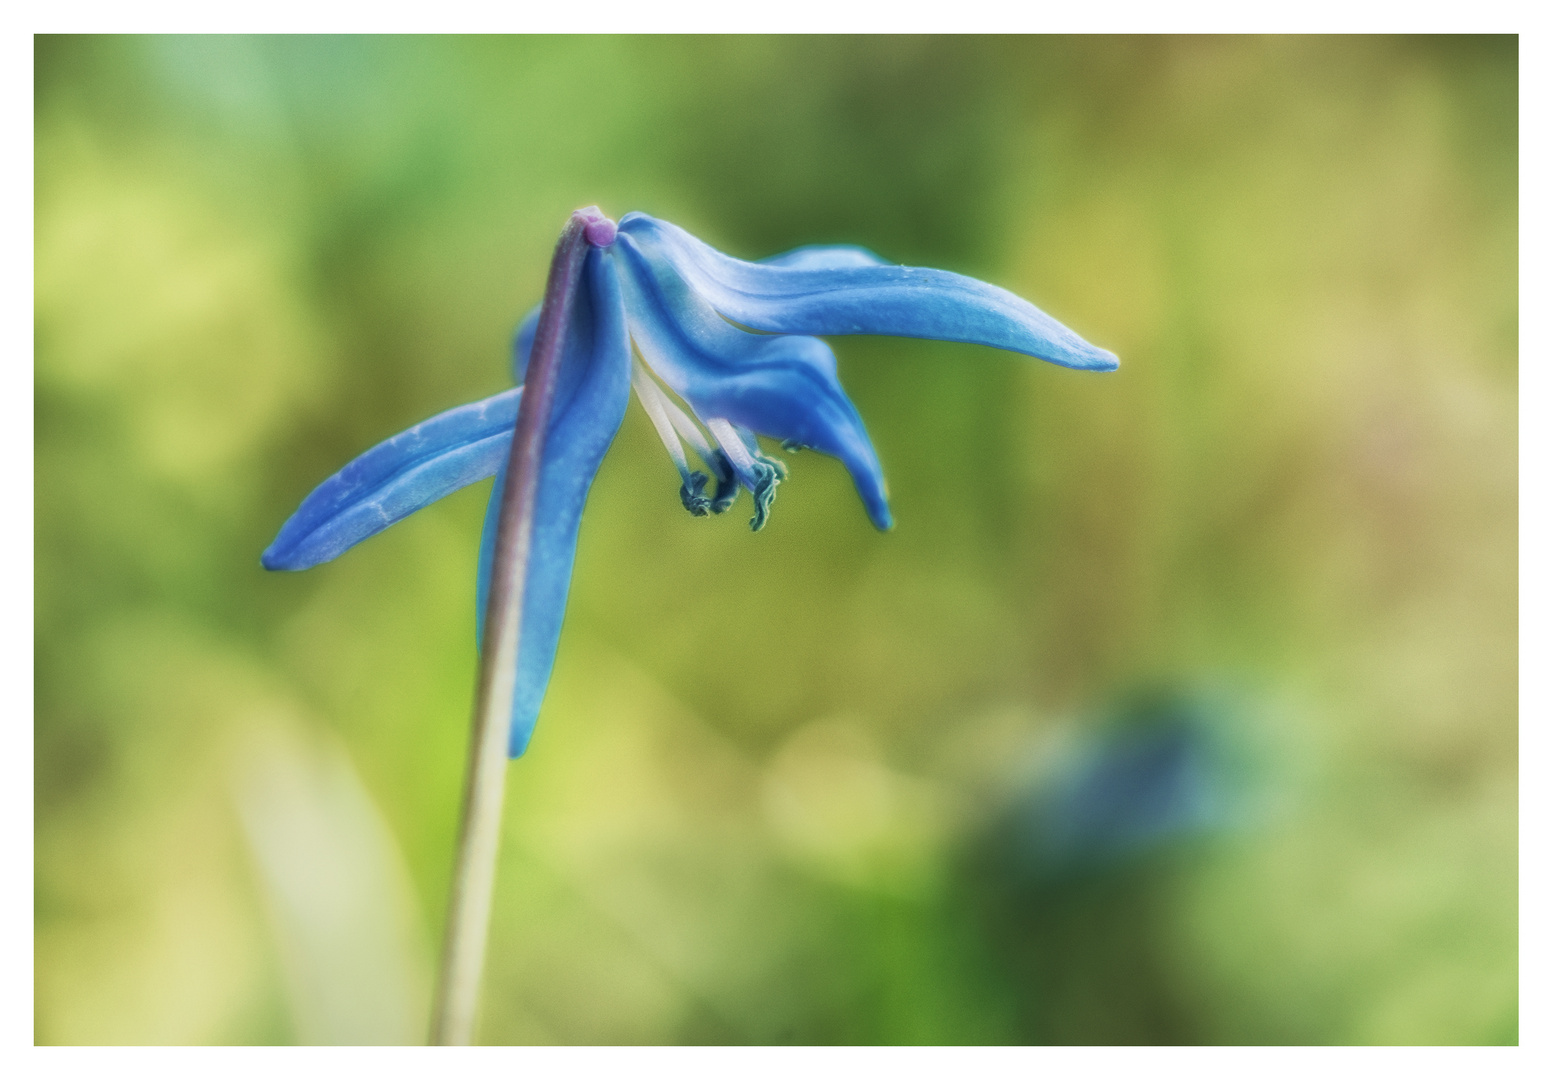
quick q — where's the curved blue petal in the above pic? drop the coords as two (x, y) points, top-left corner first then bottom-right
(476, 246), (632, 756)
(262, 387), (522, 571)
(760, 244), (888, 270)
(617, 212), (1119, 372)
(614, 232), (892, 531)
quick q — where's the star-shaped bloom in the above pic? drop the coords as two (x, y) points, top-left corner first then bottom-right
(263, 211), (1117, 755)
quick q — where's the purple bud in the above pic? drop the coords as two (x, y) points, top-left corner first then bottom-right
(575, 205), (617, 247)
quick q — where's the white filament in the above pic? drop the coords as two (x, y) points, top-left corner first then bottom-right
(705, 417), (757, 477)
(631, 360), (692, 475)
(662, 393), (716, 461)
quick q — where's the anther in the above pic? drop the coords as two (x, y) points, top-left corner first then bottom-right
(709, 451), (739, 514)
(679, 471), (713, 516)
(747, 458), (784, 532)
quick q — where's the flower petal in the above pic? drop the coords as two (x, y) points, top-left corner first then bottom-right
(615, 231), (892, 531)
(617, 212), (1119, 372)
(760, 244), (889, 270)
(261, 387), (522, 572)
(476, 247), (632, 756)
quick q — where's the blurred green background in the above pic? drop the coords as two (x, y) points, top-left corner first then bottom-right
(34, 35), (1518, 1045)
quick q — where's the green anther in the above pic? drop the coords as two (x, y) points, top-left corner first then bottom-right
(747, 456), (785, 532)
(679, 471), (712, 517)
(709, 450), (739, 514)
(761, 452), (788, 482)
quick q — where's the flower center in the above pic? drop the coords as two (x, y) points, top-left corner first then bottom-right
(704, 418), (789, 531)
(628, 362), (790, 530)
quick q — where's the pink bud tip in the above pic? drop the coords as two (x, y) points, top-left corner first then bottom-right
(575, 205), (617, 247)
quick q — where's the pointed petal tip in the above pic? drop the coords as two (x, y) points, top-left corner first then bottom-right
(1051, 341), (1119, 372)
(509, 720), (536, 757)
(1089, 347), (1121, 372)
(260, 543), (301, 572)
(865, 498), (894, 532)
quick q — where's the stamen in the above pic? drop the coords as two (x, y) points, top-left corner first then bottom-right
(632, 362), (692, 477)
(631, 361), (711, 515)
(679, 471), (712, 516)
(706, 418), (787, 531)
(709, 451), (739, 514)
(632, 362), (741, 516)
(656, 382), (736, 504)
(706, 418), (756, 474)
(660, 393), (716, 461)
(746, 459), (783, 531)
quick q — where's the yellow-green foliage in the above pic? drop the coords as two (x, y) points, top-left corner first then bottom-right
(35, 35), (1517, 1045)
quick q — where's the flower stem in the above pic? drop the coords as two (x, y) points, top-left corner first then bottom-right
(429, 209), (597, 1046)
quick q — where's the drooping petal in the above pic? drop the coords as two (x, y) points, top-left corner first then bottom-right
(476, 246), (632, 756)
(617, 212), (1119, 372)
(614, 231), (892, 531)
(261, 387), (522, 572)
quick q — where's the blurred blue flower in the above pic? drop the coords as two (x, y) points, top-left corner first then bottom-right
(262, 212), (1118, 755)
(1001, 697), (1233, 883)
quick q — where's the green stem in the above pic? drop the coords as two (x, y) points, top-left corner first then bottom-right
(429, 209), (596, 1046)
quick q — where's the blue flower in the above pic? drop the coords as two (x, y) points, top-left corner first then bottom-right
(262, 212), (1117, 756)
(989, 692), (1241, 886)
